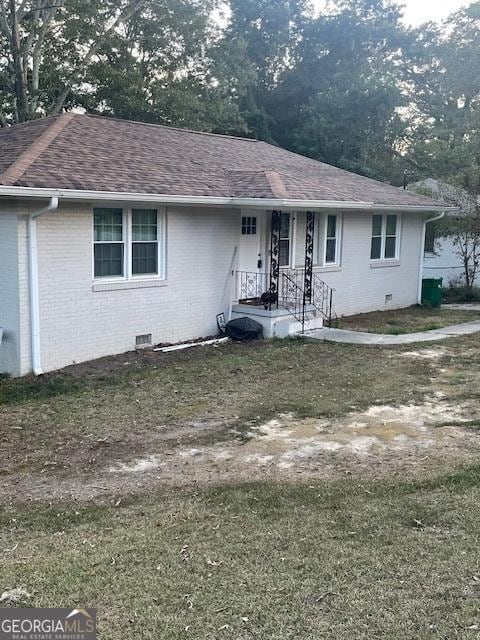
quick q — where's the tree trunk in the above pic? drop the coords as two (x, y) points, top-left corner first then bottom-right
(9, 0), (28, 122)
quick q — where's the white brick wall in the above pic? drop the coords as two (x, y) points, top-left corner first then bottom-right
(25, 203), (239, 372)
(0, 207), (21, 376)
(6, 202), (425, 375)
(294, 211), (424, 317)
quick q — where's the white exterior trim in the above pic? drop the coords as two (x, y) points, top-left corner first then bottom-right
(92, 205), (167, 284)
(417, 210), (446, 303)
(28, 196), (59, 375)
(0, 185), (457, 213)
(369, 213), (402, 264)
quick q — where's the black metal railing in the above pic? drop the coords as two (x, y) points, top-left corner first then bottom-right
(235, 269), (335, 330)
(312, 273), (335, 327)
(281, 270), (307, 330)
(236, 271), (270, 306)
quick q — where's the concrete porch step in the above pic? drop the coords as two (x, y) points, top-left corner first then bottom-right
(231, 303), (324, 338)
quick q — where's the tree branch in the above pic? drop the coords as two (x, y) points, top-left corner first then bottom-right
(0, 0), (10, 37)
(51, 0), (146, 114)
(9, 0), (29, 121)
(30, 0), (62, 112)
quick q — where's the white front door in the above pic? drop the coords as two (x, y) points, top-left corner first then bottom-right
(237, 213), (266, 300)
(238, 214), (262, 273)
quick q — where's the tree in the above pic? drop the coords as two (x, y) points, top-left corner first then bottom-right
(76, 0), (245, 132)
(0, 0), (148, 124)
(215, 0), (310, 140)
(404, 3), (480, 180)
(412, 174), (480, 289)
(447, 172), (480, 290)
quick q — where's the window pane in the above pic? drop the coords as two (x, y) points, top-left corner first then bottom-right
(132, 242), (158, 275)
(385, 237), (396, 259)
(312, 213), (320, 265)
(327, 215), (337, 238)
(132, 209), (157, 242)
(279, 239), (290, 266)
(94, 243), (123, 277)
(386, 215), (397, 236)
(280, 213), (290, 239)
(371, 236), (382, 260)
(241, 216), (256, 235)
(372, 214), (382, 237)
(325, 238), (336, 263)
(425, 225), (436, 253)
(94, 208), (123, 242)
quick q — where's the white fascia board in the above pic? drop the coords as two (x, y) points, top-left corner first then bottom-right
(0, 185), (456, 213)
(369, 204), (458, 213)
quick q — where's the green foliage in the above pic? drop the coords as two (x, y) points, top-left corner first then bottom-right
(443, 285), (480, 303)
(404, 3), (480, 181)
(0, 0), (480, 188)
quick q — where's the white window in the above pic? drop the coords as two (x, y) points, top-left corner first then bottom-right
(279, 212), (291, 267)
(314, 213), (341, 266)
(241, 216), (257, 235)
(94, 207), (165, 279)
(371, 214), (399, 261)
(132, 209), (159, 275)
(325, 214), (338, 264)
(94, 208), (124, 277)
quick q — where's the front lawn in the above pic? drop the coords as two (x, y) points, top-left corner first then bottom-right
(0, 339), (433, 481)
(2, 335), (480, 638)
(337, 305), (480, 335)
(2, 471), (480, 639)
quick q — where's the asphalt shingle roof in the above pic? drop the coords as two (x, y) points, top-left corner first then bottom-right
(0, 113), (445, 208)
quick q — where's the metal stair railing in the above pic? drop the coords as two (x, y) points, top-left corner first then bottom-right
(280, 270), (310, 332)
(311, 273), (336, 327)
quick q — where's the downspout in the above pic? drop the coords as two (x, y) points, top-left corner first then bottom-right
(417, 210), (446, 304)
(28, 196), (59, 375)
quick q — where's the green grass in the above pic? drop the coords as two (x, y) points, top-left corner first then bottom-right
(2, 469), (480, 639)
(0, 373), (83, 405)
(338, 306), (480, 335)
(3, 335), (480, 637)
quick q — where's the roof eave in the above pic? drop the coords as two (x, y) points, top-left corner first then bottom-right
(0, 185), (456, 213)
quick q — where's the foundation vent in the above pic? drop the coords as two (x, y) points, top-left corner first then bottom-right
(136, 333), (152, 348)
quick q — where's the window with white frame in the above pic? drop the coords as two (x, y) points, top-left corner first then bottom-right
(132, 209), (158, 275)
(279, 212), (291, 267)
(314, 213), (340, 266)
(370, 214), (399, 260)
(94, 207), (164, 279)
(94, 208), (124, 277)
(325, 214), (338, 264)
(241, 216), (257, 235)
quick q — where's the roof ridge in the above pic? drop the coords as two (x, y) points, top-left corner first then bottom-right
(264, 169), (289, 199)
(84, 113), (260, 143)
(273, 169), (365, 202)
(0, 113), (75, 186)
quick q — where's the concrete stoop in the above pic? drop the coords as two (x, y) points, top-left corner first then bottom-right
(231, 304), (324, 338)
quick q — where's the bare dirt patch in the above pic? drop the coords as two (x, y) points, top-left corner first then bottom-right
(3, 396), (479, 505)
(2, 336), (480, 505)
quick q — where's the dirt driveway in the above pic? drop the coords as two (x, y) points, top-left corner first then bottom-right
(1, 336), (480, 505)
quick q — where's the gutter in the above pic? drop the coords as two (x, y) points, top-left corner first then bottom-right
(0, 185), (458, 214)
(28, 196), (59, 375)
(417, 210), (446, 304)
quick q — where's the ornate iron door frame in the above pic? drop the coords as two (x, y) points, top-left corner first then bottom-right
(269, 211), (281, 308)
(303, 211), (315, 303)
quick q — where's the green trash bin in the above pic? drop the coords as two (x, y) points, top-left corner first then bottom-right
(421, 278), (443, 308)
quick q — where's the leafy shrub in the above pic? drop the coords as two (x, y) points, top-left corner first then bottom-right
(443, 286), (480, 303)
